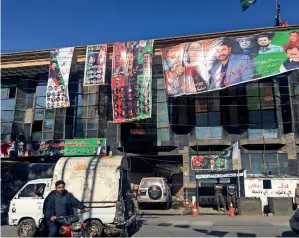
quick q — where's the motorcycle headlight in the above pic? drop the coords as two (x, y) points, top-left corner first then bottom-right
(71, 222), (82, 231)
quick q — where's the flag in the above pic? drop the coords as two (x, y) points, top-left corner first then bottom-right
(281, 21), (288, 27)
(240, 0), (257, 11)
(214, 142), (239, 168)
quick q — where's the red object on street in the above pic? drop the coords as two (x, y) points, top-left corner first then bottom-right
(185, 197), (189, 210)
(192, 201), (198, 216)
(229, 202), (235, 217)
(281, 21), (289, 27)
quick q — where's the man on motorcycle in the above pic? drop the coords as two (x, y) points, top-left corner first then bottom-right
(43, 180), (89, 237)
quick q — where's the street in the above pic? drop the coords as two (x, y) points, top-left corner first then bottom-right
(1, 215), (297, 237)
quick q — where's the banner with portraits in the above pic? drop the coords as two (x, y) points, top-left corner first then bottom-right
(162, 29), (299, 96)
(46, 47), (74, 109)
(191, 155), (227, 170)
(83, 45), (107, 86)
(111, 40), (154, 123)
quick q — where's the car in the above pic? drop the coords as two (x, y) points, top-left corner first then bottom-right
(289, 208), (299, 235)
(137, 177), (172, 210)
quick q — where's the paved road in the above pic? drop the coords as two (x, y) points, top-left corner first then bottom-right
(1, 215), (297, 237)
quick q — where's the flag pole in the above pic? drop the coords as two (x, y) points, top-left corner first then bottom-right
(275, 0), (281, 26)
(236, 142), (241, 198)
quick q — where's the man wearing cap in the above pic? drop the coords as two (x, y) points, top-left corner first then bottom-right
(295, 183), (299, 209)
(43, 180), (88, 237)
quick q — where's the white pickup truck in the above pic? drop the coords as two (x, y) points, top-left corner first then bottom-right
(8, 155), (137, 237)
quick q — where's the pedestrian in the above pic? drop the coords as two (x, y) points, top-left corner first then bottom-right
(227, 184), (237, 209)
(214, 184), (227, 213)
(295, 183), (299, 209)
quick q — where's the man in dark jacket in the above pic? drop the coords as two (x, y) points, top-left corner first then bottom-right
(43, 180), (88, 237)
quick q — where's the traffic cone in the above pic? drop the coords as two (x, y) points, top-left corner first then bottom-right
(193, 201), (198, 216)
(229, 202), (235, 217)
(185, 197), (189, 211)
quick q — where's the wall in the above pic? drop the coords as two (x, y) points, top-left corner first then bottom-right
(244, 177), (299, 213)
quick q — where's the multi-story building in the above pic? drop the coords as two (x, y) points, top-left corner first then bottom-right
(1, 25), (299, 203)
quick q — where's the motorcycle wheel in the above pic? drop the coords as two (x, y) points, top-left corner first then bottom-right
(17, 219), (37, 237)
(85, 220), (103, 237)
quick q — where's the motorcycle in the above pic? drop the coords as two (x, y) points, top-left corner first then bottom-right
(38, 210), (100, 237)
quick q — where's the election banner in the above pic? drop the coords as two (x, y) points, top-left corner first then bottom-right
(162, 29), (299, 97)
(111, 40), (154, 123)
(46, 47), (74, 109)
(64, 138), (106, 156)
(83, 45), (107, 86)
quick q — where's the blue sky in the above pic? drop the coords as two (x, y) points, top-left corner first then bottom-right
(2, 0), (299, 53)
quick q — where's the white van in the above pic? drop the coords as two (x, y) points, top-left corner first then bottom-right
(9, 155), (137, 237)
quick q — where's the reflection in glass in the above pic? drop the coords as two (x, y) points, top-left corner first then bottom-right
(1, 111), (14, 122)
(1, 99), (16, 110)
(34, 109), (44, 120)
(44, 120), (54, 131)
(1, 122), (12, 134)
(35, 97), (46, 108)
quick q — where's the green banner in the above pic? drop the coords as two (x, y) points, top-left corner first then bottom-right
(64, 138), (106, 156)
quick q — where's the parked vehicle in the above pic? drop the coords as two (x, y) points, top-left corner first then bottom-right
(289, 208), (299, 236)
(137, 177), (172, 209)
(9, 155), (137, 237)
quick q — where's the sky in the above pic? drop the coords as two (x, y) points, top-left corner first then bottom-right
(2, 0), (299, 53)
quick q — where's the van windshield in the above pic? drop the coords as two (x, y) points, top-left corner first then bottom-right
(140, 178), (163, 188)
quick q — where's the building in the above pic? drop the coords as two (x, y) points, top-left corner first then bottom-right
(1, 25), (299, 205)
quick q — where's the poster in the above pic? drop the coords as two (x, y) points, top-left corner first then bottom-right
(83, 45), (107, 86)
(191, 155), (227, 170)
(111, 40), (154, 123)
(64, 138), (106, 156)
(162, 29), (299, 96)
(46, 47), (74, 109)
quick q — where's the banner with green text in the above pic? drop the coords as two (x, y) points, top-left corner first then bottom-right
(64, 138), (106, 156)
(46, 47), (74, 108)
(161, 29), (299, 97)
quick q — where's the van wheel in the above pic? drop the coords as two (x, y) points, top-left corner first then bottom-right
(17, 219), (37, 237)
(85, 219), (103, 237)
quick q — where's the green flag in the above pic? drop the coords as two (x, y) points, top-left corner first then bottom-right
(240, 0), (257, 11)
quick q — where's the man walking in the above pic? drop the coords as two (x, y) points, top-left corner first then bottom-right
(43, 180), (89, 237)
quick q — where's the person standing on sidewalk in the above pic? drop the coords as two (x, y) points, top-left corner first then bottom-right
(295, 183), (299, 209)
(227, 184), (237, 209)
(214, 184), (228, 213)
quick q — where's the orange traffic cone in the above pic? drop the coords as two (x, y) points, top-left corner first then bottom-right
(193, 201), (198, 216)
(229, 202), (235, 217)
(185, 197), (189, 211)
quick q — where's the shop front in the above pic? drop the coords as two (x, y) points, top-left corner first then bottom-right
(195, 170), (246, 208)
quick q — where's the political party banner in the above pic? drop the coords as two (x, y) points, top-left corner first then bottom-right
(191, 155), (227, 170)
(64, 138), (106, 156)
(162, 29), (299, 97)
(111, 40), (154, 123)
(46, 47), (74, 109)
(83, 45), (107, 86)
